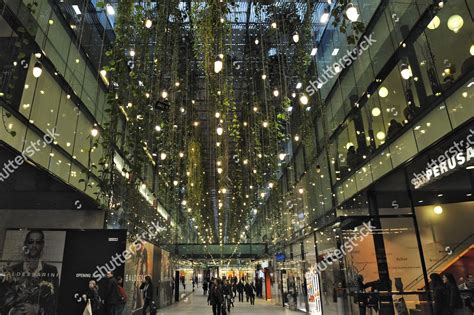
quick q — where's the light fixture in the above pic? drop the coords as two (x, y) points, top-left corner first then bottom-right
(262, 121), (269, 128)
(216, 125), (223, 136)
(72, 4), (81, 15)
(279, 153), (286, 161)
(271, 22), (277, 29)
(155, 125), (161, 132)
(160, 152), (167, 160)
(447, 15), (464, 33)
(255, 39), (259, 45)
(311, 47), (318, 56)
(427, 16), (440, 30)
(346, 142), (354, 150)
(161, 90), (168, 99)
(292, 32), (300, 43)
(217, 167), (223, 174)
(376, 131), (385, 140)
(273, 89), (279, 97)
(470, 45), (474, 56)
(298, 188), (304, 194)
(345, 3), (359, 22)
(433, 205), (443, 215)
(145, 19), (152, 28)
(371, 107), (381, 117)
(294, 135), (300, 141)
(214, 60), (223, 73)
(129, 49), (136, 57)
(32, 62), (43, 78)
(91, 128), (99, 137)
(299, 94), (309, 105)
(179, 152), (184, 158)
(400, 64), (413, 80)
(261, 74), (267, 80)
(173, 180), (179, 186)
(320, 8), (330, 23)
(106, 3), (115, 15)
(378, 86), (389, 98)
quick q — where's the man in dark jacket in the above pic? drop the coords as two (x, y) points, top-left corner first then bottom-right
(237, 281), (244, 302)
(244, 282), (251, 302)
(208, 280), (223, 315)
(104, 271), (121, 315)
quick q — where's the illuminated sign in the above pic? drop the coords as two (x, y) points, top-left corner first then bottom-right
(411, 128), (474, 189)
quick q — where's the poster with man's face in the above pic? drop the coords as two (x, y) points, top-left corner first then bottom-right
(0, 229), (66, 315)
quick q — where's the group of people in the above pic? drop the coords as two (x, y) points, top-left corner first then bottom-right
(83, 272), (156, 315)
(430, 272), (474, 315)
(203, 277), (257, 315)
(82, 271), (127, 315)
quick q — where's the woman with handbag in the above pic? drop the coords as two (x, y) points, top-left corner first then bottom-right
(82, 280), (102, 315)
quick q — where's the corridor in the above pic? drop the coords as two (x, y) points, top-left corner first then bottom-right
(158, 292), (294, 315)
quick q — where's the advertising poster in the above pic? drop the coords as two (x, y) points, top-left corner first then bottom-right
(0, 230), (65, 315)
(124, 241), (154, 314)
(57, 229), (127, 314)
(305, 271), (322, 315)
(0, 229), (127, 315)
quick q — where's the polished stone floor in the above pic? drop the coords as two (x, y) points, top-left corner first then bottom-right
(157, 291), (296, 315)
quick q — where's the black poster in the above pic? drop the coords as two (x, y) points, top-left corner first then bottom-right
(57, 229), (127, 315)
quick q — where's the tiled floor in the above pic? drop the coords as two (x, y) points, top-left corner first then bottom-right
(157, 292), (296, 315)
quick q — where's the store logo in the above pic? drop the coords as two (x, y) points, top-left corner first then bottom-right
(411, 129), (474, 189)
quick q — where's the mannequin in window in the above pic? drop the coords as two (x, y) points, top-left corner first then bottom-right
(387, 119), (403, 140)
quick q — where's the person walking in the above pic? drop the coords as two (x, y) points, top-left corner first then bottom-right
(104, 271), (121, 315)
(140, 275), (154, 315)
(430, 273), (449, 315)
(203, 280), (209, 295)
(222, 280), (233, 312)
(83, 280), (102, 315)
(116, 276), (127, 315)
(244, 282), (251, 302)
(249, 282), (256, 305)
(237, 280), (244, 302)
(208, 280), (223, 315)
(443, 273), (464, 314)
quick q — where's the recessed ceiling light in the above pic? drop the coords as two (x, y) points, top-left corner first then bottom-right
(332, 48), (339, 56)
(72, 5), (81, 15)
(311, 48), (318, 56)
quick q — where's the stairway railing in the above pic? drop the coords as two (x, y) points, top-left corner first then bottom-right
(405, 233), (474, 291)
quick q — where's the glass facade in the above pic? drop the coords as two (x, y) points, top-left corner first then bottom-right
(254, 0), (473, 313)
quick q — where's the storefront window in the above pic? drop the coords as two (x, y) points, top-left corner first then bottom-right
(316, 224), (349, 315)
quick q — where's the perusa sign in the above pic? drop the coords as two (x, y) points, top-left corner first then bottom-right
(411, 128), (474, 189)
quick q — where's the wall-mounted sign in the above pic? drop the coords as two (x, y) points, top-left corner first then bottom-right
(410, 128), (474, 189)
(275, 253), (286, 262)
